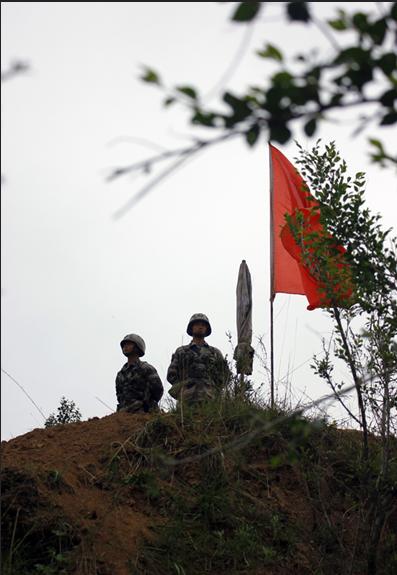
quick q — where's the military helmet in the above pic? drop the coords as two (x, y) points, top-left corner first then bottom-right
(120, 334), (146, 357)
(187, 313), (212, 337)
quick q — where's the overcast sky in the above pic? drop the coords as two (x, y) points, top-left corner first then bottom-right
(2, 2), (396, 440)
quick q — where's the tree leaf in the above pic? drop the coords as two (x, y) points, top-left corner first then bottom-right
(269, 122), (292, 144)
(380, 111), (397, 125)
(304, 118), (317, 137)
(368, 138), (385, 154)
(140, 67), (161, 85)
(245, 124), (260, 147)
(163, 96), (176, 107)
(272, 71), (294, 88)
(176, 86), (198, 100)
(335, 47), (369, 65)
(191, 110), (216, 127)
(232, 2), (262, 23)
(368, 18), (387, 45)
(286, 2), (311, 23)
(223, 92), (251, 121)
(377, 53), (397, 76)
(379, 88), (397, 107)
(328, 18), (348, 31)
(257, 43), (283, 62)
(352, 12), (369, 33)
(346, 64), (373, 90)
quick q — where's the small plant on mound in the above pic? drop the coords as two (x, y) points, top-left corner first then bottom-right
(45, 397), (82, 428)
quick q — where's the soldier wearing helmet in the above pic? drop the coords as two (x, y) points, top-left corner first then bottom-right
(167, 314), (230, 404)
(116, 334), (163, 413)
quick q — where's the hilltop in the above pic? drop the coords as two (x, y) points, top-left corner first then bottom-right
(1, 401), (396, 574)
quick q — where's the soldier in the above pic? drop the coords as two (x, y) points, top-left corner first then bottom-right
(116, 334), (163, 413)
(167, 313), (230, 405)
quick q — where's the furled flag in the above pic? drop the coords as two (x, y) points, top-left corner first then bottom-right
(269, 143), (353, 310)
(234, 260), (254, 375)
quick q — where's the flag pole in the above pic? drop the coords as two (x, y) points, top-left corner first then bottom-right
(270, 297), (275, 408)
(269, 142), (275, 408)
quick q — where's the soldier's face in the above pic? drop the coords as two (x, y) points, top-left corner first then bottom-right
(121, 341), (136, 356)
(191, 321), (208, 337)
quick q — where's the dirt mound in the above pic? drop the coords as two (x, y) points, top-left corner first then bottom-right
(1, 413), (160, 575)
(1, 406), (396, 575)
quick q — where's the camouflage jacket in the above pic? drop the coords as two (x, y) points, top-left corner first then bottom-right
(116, 360), (163, 413)
(167, 342), (230, 402)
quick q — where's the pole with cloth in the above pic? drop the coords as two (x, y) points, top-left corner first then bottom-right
(234, 260), (254, 395)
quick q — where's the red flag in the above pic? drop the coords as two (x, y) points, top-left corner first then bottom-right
(270, 144), (353, 310)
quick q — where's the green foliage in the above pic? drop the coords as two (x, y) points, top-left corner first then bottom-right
(1, 510), (76, 575)
(175, 85), (198, 100)
(295, 142), (396, 312)
(256, 43), (283, 62)
(45, 397), (82, 428)
(290, 142), (396, 439)
(33, 550), (68, 575)
(231, 2), (262, 23)
(135, 447), (287, 573)
(139, 2), (397, 168)
(288, 141), (397, 573)
(140, 66), (162, 85)
(286, 2), (311, 23)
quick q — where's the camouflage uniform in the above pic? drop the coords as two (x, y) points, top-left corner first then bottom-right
(167, 342), (230, 404)
(116, 360), (163, 413)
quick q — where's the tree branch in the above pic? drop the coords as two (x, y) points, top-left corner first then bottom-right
(110, 130), (243, 217)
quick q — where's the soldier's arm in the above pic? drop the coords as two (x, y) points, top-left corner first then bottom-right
(166, 349), (181, 385)
(146, 365), (164, 402)
(115, 373), (124, 411)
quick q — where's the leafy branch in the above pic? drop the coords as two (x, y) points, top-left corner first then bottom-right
(107, 2), (396, 215)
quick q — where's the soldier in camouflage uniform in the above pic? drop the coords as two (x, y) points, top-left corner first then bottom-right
(167, 314), (230, 405)
(116, 334), (163, 413)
